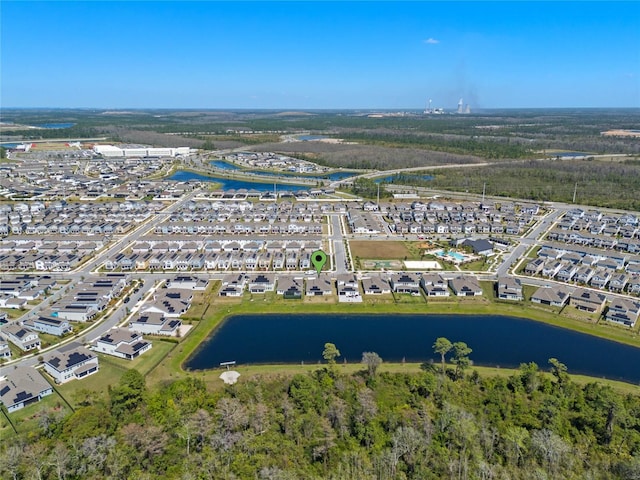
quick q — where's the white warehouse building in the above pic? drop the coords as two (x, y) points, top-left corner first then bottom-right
(93, 145), (191, 158)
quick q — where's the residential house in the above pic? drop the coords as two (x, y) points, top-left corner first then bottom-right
(569, 288), (607, 313)
(129, 312), (182, 336)
(0, 367), (53, 413)
(93, 328), (152, 359)
(605, 298), (640, 327)
(609, 273), (630, 293)
(449, 276), (483, 297)
(420, 274), (450, 297)
(276, 277), (303, 299)
(166, 275), (209, 291)
(43, 342), (99, 384)
(247, 273), (276, 293)
(530, 285), (572, 307)
(361, 276), (391, 295)
(389, 272), (421, 295)
(336, 274), (362, 303)
(22, 315), (72, 336)
(497, 277), (523, 301)
(143, 290), (192, 317)
(1, 323), (41, 351)
(0, 336), (10, 359)
(306, 277), (333, 296)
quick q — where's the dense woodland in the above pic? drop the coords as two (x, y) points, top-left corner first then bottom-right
(2, 351), (640, 480)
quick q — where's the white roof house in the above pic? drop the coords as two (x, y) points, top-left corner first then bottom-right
(129, 312), (182, 336)
(93, 328), (152, 360)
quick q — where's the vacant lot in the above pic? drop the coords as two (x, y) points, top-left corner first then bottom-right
(350, 240), (414, 260)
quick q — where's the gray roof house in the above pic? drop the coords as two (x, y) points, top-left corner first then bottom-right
(0, 367), (53, 413)
(1, 323), (41, 351)
(389, 272), (421, 295)
(306, 277), (334, 296)
(129, 312), (182, 336)
(276, 277), (303, 299)
(449, 276), (483, 297)
(497, 277), (523, 301)
(420, 274), (450, 297)
(361, 276), (391, 295)
(530, 285), (572, 307)
(569, 288), (607, 313)
(605, 298), (640, 327)
(93, 328), (152, 360)
(43, 342), (99, 384)
(22, 315), (72, 337)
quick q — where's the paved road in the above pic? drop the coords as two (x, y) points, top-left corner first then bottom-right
(329, 162), (490, 189)
(329, 214), (349, 274)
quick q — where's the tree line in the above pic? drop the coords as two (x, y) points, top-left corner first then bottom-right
(1, 340), (640, 479)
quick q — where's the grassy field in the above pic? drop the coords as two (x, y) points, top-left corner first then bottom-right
(213, 362), (640, 395)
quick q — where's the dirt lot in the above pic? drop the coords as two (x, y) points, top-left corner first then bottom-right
(350, 240), (413, 260)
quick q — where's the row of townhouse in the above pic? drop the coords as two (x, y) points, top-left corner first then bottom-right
(1, 221), (132, 237)
(0, 239), (101, 253)
(525, 244), (640, 295)
(0, 274), (57, 300)
(106, 250), (316, 272)
(530, 285), (640, 327)
(547, 229), (640, 253)
(389, 220), (525, 236)
(130, 238), (322, 253)
(558, 209), (639, 234)
(153, 221), (323, 236)
(175, 199), (347, 215)
(0, 253), (87, 272)
(0, 198), (160, 237)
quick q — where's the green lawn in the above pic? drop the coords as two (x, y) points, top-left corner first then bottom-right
(55, 341), (176, 408)
(0, 387), (72, 441)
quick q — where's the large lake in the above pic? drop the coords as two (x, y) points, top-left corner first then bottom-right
(185, 314), (640, 384)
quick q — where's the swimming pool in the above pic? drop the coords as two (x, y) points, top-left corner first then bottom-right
(434, 250), (466, 261)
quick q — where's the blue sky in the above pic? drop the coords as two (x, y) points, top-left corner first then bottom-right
(1, 1), (638, 109)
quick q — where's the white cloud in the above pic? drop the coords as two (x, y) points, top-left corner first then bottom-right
(424, 38), (440, 45)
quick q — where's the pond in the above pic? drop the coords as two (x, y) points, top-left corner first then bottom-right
(185, 314), (640, 384)
(169, 170), (310, 192)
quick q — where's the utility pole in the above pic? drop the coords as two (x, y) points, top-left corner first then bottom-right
(482, 182), (486, 203)
(572, 183), (577, 203)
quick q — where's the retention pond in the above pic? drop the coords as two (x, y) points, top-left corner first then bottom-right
(185, 314), (640, 384)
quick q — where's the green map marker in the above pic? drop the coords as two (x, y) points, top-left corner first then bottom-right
(311, 250), (328, 275)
